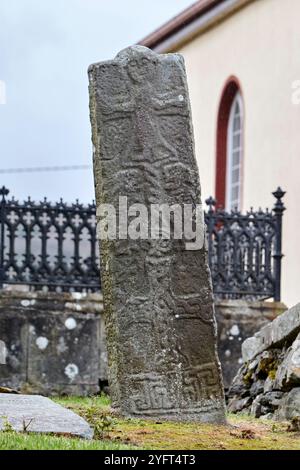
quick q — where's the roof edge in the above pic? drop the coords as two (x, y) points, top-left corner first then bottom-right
(139, 0), (256, 52)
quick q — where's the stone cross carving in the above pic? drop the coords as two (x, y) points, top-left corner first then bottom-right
(89, 46), (225, 423)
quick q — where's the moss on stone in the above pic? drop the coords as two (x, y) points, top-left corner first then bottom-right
(268, 369), (277, 380)
(257, 356), (279, 380)
(243, 370), (253, 385)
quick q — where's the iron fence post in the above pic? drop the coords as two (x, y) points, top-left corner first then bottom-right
(0, 186), (9, 289)
(272, 187), (286, 302)
(205, 196), (216, 268)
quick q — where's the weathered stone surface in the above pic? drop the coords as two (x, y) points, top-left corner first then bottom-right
(228, 365), (250, 399)
(256, 350), (281, 378)
(276, 388), (300, 421)
(250, 394), (263, 418)
(0, 340), (6, 365)
(260, 391), (284, 408)
(264, 376), (275, 394)
(242, 303), (300, 362)
(89, 46), (225, 423)
(227, 396), (251, 413)
(228, 304), (300, 421)
(274, 333), (300, 391)
(215, 300), (285, 389)
(242, 337), (261, 364)
(0, 394), (93, 439)
(249, 391), (284, 418)
(249, 380), (264, 397)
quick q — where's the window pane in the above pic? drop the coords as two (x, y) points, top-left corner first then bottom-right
(233, 150), (241, 166)
(232, 168), (240, 184)
(233, 133), (241, 149)
(226, 92), (243, 211)
(233, 115), (241, 132)
(231, 185), (239, 202)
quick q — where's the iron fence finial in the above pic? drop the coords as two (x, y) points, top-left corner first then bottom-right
(205, 196), (216, 214)
(0, 186), (9, 202)
(272, 187), (286, 212)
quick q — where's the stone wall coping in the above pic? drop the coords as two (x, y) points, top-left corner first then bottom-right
(0, 289), (104, 314)
(242, 302), (300, 362)
(0, 289), (103, 301)
(215, 300), (287, 311)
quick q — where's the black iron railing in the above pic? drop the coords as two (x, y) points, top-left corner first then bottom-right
(0, 186), (285, 300)
(0, 187), (99, 292)
(205, 188), (285, 301)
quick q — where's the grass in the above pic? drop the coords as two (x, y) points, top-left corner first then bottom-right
(0, 432), (135, 451)
(0, 395), (299, 450)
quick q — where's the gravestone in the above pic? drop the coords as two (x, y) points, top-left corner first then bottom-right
(89, 46), (225, 423)
(0, 394), (93, 439)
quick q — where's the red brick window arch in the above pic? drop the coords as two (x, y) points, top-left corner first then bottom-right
(215, 78), (244, 210)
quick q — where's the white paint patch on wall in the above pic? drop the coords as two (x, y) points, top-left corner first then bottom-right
(65, 317), (77, 330)
(36, 337), (49, 351)
(230, 325), (240, 337)
(64, 363), (79, 381)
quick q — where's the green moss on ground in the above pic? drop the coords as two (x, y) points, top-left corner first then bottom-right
(0, 395), (299, 450)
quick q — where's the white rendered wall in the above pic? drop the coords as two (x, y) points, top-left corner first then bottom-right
(175, 0), (300, 307)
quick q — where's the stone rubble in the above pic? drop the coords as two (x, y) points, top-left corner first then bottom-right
(228, 303), (300, 420)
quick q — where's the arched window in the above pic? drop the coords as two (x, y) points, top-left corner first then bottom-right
(215, 78), (244, 210)
(226, 92), (243, 211)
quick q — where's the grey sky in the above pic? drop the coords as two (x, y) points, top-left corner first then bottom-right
(0, 0), (192, 203)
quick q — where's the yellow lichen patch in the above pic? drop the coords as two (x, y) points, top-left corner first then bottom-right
(258, 356), (279, 378)
(243, 370), (253, 385)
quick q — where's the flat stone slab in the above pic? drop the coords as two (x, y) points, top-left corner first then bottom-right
(0, 394), (93, 439)
(242, 303), (300, 362)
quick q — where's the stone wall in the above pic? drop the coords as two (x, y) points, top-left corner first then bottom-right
(0, 290), (286, 395)
(228, 303), (300, 420)
(0, 290), (106, 395)
(215, 300), (286, 389)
